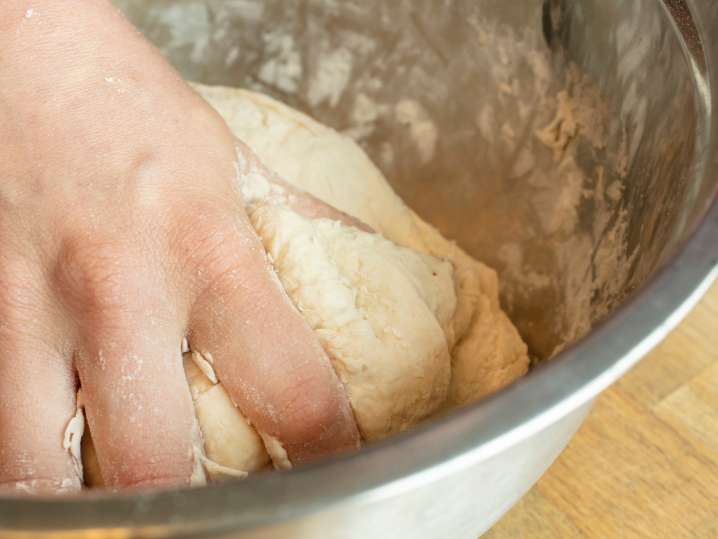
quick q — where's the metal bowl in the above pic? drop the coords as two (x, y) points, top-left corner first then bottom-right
(1, 1), (716, 537)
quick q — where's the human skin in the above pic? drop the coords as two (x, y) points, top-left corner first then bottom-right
(0, 0), (359, 492)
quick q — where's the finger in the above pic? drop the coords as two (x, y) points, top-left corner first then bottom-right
(76, 318), (200, 489)
(189, 231), (360, 465)
(0, 324), (80, 494)
(55, 241), (202, 490)
(55, 237), (202, 489)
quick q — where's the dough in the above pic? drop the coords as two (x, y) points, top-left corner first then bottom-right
(201, 84), (529, 404)
(81, 85), (529, 484)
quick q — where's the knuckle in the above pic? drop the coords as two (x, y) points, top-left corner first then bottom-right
(54, 237), (138, 319)
(276, 376), (343, 441)
(171, 209), (266, 298)
(0, 256), (55, 344)
(0, 262), (41, 318)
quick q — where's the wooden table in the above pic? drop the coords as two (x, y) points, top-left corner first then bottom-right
(485, 281), (718, 538)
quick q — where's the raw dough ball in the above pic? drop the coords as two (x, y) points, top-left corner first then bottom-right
(81, 85), (529, 484)
(199, 84), (529, 405)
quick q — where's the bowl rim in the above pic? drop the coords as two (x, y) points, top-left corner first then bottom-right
(1, 0), (717, 534)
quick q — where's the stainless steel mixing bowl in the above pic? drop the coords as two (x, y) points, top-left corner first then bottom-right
(1, 1), (716, 537)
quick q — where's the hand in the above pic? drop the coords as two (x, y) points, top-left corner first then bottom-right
(0, 0), (359, 492)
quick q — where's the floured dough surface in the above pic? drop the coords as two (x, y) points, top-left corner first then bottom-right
(201, 85), (529, 402)
(82, 84), (529, 484)
(247, 196), (456, 440)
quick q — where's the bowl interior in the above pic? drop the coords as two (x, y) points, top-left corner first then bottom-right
(1, 0), (716, 534)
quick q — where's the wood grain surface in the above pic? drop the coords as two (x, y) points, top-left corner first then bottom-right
(484, 281), (718, 538)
